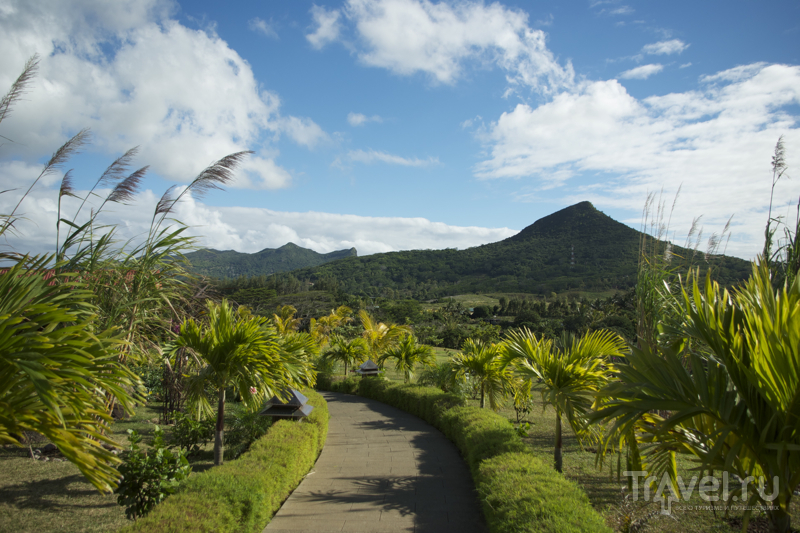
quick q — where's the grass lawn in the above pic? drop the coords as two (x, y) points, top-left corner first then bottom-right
(0, 400), (249, 533)
(476, 386), (800, 533)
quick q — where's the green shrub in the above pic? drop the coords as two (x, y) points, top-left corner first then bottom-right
(437, 406), (527, 475)
(224, 409), (272, 460)
(478, 453), (610, 533)
(357, 378), (465, 426)
(169, 413), (214, 456)
(354, 380), (610, 533)
(122, 389), (329, 533)
(116, 427), (192, 521)
(316, 374), (361, 394)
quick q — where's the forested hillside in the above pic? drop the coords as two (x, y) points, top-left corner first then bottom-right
(290, 202), (751, 299)
(185, 242), (357, 279)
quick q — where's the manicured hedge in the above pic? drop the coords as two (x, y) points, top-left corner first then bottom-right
(122, 389), (329, 533)
(355, 378), (611, 533)
(316, 374), (360, 394)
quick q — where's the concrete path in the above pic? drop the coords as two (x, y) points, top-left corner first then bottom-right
(264, 391), (488, 533)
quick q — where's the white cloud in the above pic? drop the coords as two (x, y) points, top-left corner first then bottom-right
(620, 63), (664, 79)
(329, 0), (574, 94)
(249, 17), (278, 39)
(474, 63), (800, 259)
(347, 112), (383, 126)
(0, 0), (325, 190)
(642, 39), (688, 56)
(345, 149), (439, 167)
(607, 6), (633, 15)
(280, 116), (329, 148)
(0, 179), (517, 257)
(680, 62), (692, 69)
(306, 5), (342, 49)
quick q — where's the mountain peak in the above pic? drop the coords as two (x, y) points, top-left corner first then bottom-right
(510, 201), (631, 242)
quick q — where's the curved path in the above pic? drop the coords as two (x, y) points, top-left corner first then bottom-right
(264, 391), (488, 533)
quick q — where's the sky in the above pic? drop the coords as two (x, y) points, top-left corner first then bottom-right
(1, 0), (799, 260)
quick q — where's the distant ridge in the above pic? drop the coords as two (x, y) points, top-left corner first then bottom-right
(184, 243), (357, 279)
(288, 202), (751, 298)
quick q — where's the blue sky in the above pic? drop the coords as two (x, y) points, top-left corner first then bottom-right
(1, 0), (799, 259)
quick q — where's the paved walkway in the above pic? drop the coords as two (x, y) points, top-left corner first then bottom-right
(265, 391), (488, 533)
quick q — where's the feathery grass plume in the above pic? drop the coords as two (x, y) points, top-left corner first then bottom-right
(105, 166), (148, 205)
(59, 169), (77, 199)
(71, 146), (140, 223)
(55, 170), (79, 257)
(154, 185), (178, 217)
(704, 214), (734, 260)
(98, 147), (140, 188)
(150, 150), (252, 230)
(1, 128), (90, 238)
(0, 54), (38, 127)
(764, 136), (788, 269)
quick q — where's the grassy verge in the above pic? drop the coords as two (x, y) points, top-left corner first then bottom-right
(122, 389), (328, 533)
(0, 399), (272, 533)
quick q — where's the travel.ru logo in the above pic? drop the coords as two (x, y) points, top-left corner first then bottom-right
(624, 471), (779, 515)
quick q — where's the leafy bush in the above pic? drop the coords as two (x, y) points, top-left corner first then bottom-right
(116, 427), (192, 521)
(169, 413), (214, 456)
(356, 379), (610, 533)
(224, 409), (272, 460)
(478, 452), (610, 533)
(132, 363), (165, 402)
(417, 361), (464, 395)
(316, 374), (360, 394)
(122, 389), (329, 532)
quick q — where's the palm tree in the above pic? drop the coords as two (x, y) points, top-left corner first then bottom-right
(310, 306), (353, 346)
(0, 254), (141, 492)
(451, 338), (513, 410)
(272, 305), (301, 335)
(379, 335), (435, 383)
(170, 299), (308, 466)
(322, 336), (369, 376)
(502, 328), (626, 473)
(593, 261), (800, 533)
(358, 309), (411, 360)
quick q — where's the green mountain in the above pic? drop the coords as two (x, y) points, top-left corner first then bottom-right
(290, 201), (751, 299)
(185, 243), (357, 279)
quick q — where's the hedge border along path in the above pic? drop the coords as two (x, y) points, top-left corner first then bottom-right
(354, 378), (613, 533)
(122, 389), (329, 533)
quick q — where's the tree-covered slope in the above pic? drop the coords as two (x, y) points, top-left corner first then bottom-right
(185, 243), (357, 279)
(291, 202), (751, 299)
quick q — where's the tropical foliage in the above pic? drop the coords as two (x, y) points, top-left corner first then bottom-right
(358, 309), (411, 360)
(168, 299), (315, 465)
(593, 261), (799, 532)
(378, 335), (435, 383)
(502, 328), (626, 473)
(322, 336), (369, 376)
(0, 254), (142, 492)
(115, 426), (191, 521)
(451, 338), (513, 410)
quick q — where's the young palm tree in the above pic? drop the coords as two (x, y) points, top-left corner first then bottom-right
(310, 306), (353, 346)
(358, 309), (411, 360)
(273, 305), (301, 335)
(379, 335), (435, 383)
(502, 328), (626, 473)
(593, 261), (800, 533)
(451, 338), (513, 410)
(170, 299), (309, 466)
(322, 336), (369, 376)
